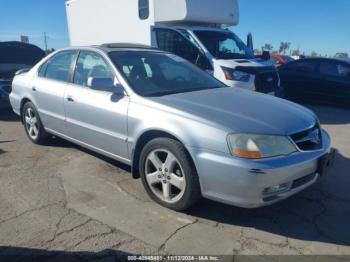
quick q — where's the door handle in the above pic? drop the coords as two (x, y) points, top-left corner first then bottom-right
(32, 86), (37, 91)
(67, 96), (75, 102)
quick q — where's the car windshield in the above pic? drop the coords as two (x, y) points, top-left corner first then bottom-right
(109, 51), (225, 97)
(194, 30), (255, 60)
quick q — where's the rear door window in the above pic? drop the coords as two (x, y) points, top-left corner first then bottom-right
(320, 61), (350, 78)
(42, 51), (76, 82)
(287, 60), (318, 73)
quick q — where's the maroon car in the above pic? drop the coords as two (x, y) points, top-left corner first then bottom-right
(270, 53), (294, 68)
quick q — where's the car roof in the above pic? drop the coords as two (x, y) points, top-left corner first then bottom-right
(57, 43), (165, 54)
(174, 26), (228, 32)
(297, 57), (350, 64)
(95, 43), (171, 55)
(97, 43), (161, 52)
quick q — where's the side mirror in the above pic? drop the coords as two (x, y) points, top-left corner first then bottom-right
(112, 84), (125, 96)
(87, 77), (114, 91)
(247, 33), (254, 51)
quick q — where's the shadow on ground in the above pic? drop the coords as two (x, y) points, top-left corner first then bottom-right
(0, 246), (132, 262)
(47, 137), (131, 173)
(0, 148), (7, 155)
(0, 108), (19, 122)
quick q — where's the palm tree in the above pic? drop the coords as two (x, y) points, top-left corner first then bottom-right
(279, 42), (291, 54)
(262, 43), (274, 52)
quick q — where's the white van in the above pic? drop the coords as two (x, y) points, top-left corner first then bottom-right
(66, 0), (279, 93)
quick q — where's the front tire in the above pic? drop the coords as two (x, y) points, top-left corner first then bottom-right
(139, 138), (201, 211)
(22, 102), (50, 144)
(276, 85), (287, 99)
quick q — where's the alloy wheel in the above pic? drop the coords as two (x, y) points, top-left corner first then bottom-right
(24, 108), (39, 140)
(145, 149), (186, 203)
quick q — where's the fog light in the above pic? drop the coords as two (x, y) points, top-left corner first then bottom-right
(263, 183), (290, 196)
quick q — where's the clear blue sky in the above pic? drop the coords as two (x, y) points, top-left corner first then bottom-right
(0, 0), (349, 56)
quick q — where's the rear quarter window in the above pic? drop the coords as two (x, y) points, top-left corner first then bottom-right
(38, 61), (48, 77)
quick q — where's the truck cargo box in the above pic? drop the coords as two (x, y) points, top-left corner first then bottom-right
(66, 0), (154, 46)
(154, 0), (239, 26)
(66, 0), (239, 46)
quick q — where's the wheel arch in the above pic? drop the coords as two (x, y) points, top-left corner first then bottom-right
(20, 97), (33, 124)
(131, 129), (197, 179)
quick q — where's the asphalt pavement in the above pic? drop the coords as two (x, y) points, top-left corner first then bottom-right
(0, 104), (350, 261)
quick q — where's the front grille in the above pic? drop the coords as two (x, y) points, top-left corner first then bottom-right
(290, 124), (322, 151)
(254, 71), (279, 93)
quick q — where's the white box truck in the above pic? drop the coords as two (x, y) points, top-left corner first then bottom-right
(66, 0), (279, 93)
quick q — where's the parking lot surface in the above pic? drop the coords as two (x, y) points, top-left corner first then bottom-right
(0, 104), (350, 260)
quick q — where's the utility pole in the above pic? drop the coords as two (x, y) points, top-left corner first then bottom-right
(42, 32), (49, 52)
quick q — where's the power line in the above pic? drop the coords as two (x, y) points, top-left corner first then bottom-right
(42, 32), (49, 52)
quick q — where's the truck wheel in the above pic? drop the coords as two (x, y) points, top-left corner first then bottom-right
(139, 138), (201, 211)
(22, 102), (50, 145)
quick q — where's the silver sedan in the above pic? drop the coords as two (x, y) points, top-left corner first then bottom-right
(10, 44), (334, 210)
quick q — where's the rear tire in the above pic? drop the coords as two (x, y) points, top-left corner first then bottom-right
(22, 102), (50, 145)
(139, 138), (201, 211)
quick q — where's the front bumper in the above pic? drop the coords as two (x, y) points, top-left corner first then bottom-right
(189, 130), (332, 208)
(222, 69), (279, 94)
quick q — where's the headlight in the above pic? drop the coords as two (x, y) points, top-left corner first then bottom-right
(227, 133), (297, 159)
(221, 67), (250, 82)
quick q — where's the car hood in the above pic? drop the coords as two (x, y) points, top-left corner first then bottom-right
(217, 58), (275, 70)
(151, 88), (316, 135)
(0, 41), (45, 79)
